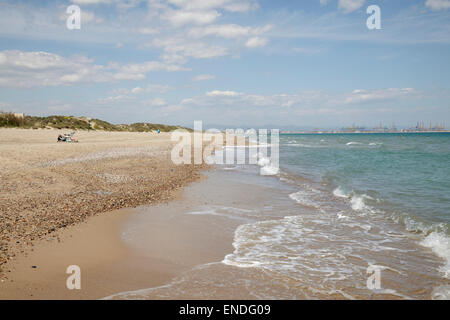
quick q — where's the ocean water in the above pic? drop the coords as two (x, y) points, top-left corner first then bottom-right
(107, 132), (450, 300)
(279, 133), (450, 277)
(281, 133), (450, 227)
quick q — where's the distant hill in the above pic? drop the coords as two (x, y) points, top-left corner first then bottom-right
(0, 112), (190, 132)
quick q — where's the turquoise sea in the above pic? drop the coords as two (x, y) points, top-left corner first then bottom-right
(278, 132), (450, 291)
(280, 132), (450, 234)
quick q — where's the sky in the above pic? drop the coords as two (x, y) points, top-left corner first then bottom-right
(0, 0), (449, 129)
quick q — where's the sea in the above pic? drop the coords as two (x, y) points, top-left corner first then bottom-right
(106, 132), (450, 300)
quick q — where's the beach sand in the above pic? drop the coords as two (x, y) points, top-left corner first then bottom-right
(0, 128), (208, 299)
(0, 168), (243, 299)
(3, 129), (445, 300)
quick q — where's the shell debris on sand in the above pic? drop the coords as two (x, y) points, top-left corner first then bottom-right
(0, 129), (208, 272)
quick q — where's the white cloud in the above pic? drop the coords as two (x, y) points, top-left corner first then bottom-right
(149, 22), (272, 62)
(146, 83), (172, 93)
(188, 24), (272, 39)
(130, 83), (171, 94)
(193, 74), (215, 81)
(70, 0), (111, 4)
(344, 88), (416, 104)
(161, 53), (188, 64)
(97, 94), (129, 104)
(131, 86), (145, 94)
(0, 50), (186, 88)
(164, 9), (221, 26)
(206, 90), (242, 97)
(97, 83), (171, 105)
(147, 98), (167, 106)
(151, 38), (228, 59)
(115, 0), (146, 10)
(338, 0), (366, 13)
(166, 0), (257, 13)
(0, 51), (107, 87)
(245, 36), (268, 48)
(113, 60), (188, 80)
(136, 27), (159, 35)
(318, 0), (365, 13)
(161, 0), (258, 27)
(82, 11), (104, 24)
(426, 0), (450, 10)
(97, 95), (167, 106)
(189, 24), (251, 38)
(70, 0), (145, 7)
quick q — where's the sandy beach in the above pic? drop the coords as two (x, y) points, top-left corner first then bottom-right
(0, 128), (207, 299)
(1, 129), (449, 300)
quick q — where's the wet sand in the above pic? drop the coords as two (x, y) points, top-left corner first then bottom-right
(0, 166), (272, 299)
(103, 168), (298, 300)
(0, 170), (238, 299)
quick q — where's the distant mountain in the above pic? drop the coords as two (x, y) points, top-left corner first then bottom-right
(0, 112), (190, 132)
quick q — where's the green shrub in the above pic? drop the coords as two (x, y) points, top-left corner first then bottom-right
(0, 112), (191, 132)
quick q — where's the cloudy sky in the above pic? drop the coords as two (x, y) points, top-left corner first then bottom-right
(0, 0), (449, 129)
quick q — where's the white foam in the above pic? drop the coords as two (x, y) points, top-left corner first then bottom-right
(260, 165), (279, 175)
(399, 214), (447, 235)
(350, 195), (367, 211)
(186, 206), (255, 221)
(222, 255), (262, 268)
(221, 215), (390, 298)
(289, 190), (319, 208)
(333, 186), (349, 198)
(283, 143), (315, 148)
(223, 166), (238, 170)
(337, 213), (348, 220)
(186, 209), (220, 216)
(420, 232), (450, 279)
(346, 142), (363, 146)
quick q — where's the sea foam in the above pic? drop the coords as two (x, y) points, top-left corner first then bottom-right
(289, 190), (319, 208)
(350, 195), (367, 211)
(420, 232), (450, 279)
(346, 142), (363, 146)
(333, 187), (349, 198)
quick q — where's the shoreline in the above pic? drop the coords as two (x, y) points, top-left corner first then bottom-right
(0, 166), (279, 300)
(2, 129), (449, 300)
(0, 171), (230, 300)
(0, 128), (207, 298)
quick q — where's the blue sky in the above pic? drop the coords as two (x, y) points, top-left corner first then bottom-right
(0, 0), (449, 129)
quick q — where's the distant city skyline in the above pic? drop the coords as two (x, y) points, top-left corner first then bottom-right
(0, 0), (449, 128)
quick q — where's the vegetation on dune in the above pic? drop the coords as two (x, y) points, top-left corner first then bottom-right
(0, 112), (24, 127)
(0, 112), (191, 132)
(119, 122), (182, 132)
